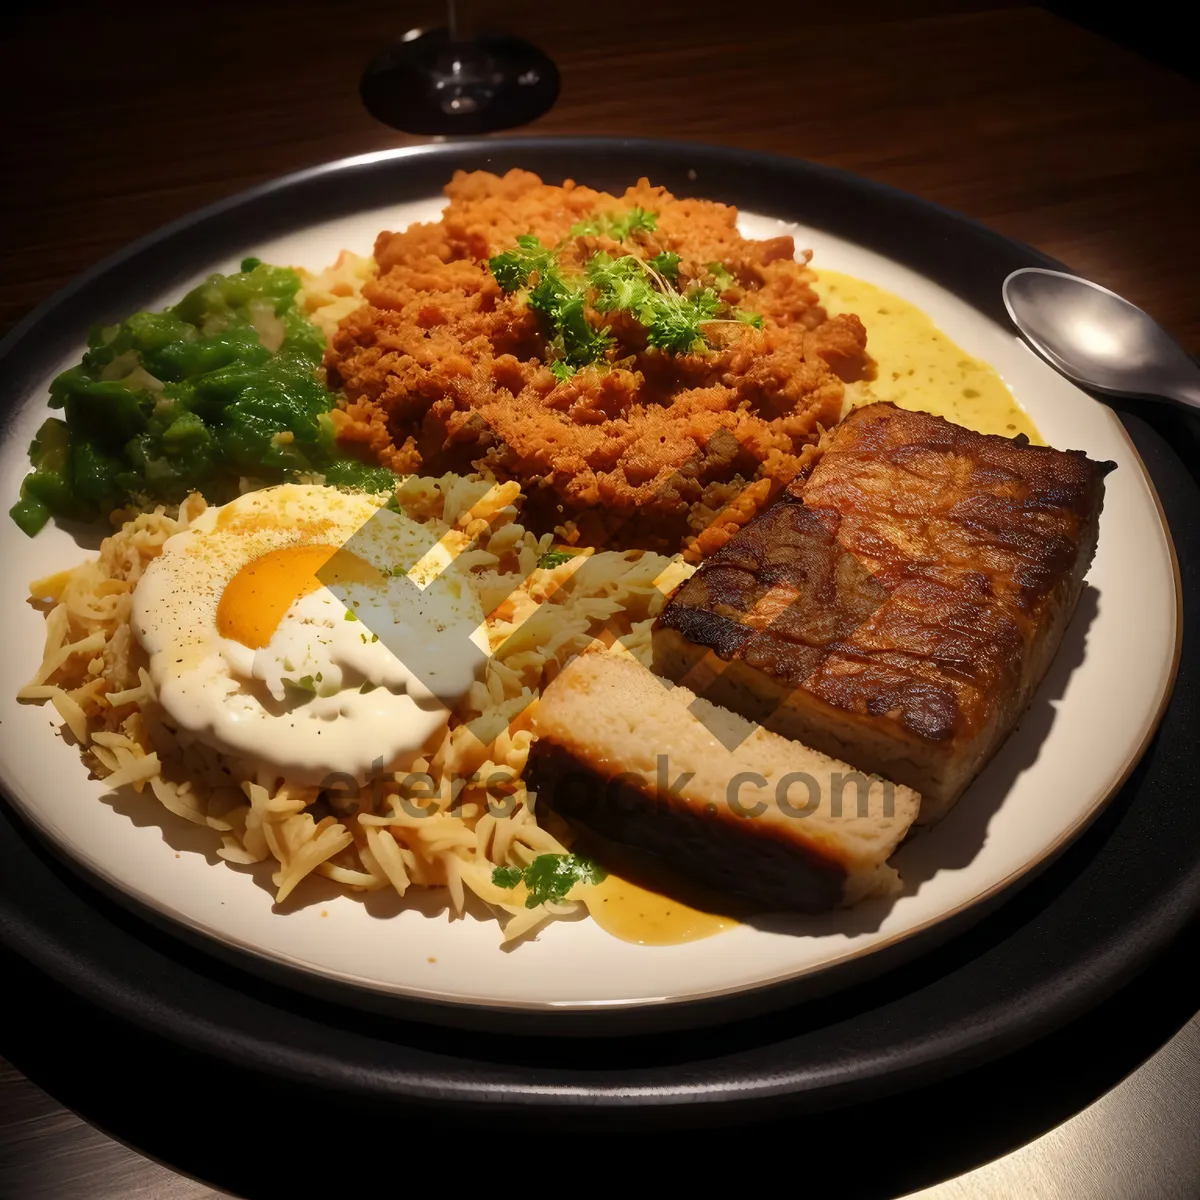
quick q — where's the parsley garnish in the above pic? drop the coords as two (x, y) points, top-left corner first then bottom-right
(488, 234), (557, 291)
(343, 609), (358, 621)
(567, 218), (603, 238)
(488, 220), (761, 377)
(587, 253), (726, 354)
(587, 252), (656, 316)
(584, 251), (633, 290)
(568, 207), (658, 242)
(645, 287), (722, 354)
(550, 294), (615, 369)
(706, 261), (736, 289)
(527, 266), (574, 323)
(499, 252), (614, 373)
(491, 854), (607, 908)
(648, 250), (681, 283)
(606, 206), (658, 240)
(537, 549), (573, 569)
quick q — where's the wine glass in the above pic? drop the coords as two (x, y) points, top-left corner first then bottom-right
(360, 1), (559, 135)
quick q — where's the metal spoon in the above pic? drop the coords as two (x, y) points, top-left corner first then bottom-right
(1002, 267), (1200, 411)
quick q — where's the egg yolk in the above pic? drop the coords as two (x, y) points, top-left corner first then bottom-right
(217, 544), (384, 649)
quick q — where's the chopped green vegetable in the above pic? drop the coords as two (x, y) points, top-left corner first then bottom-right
(568, 207), (658, 242)
(706, 261), (736, 289)
(523, 854), (607, 907)
(647, 251), (681, 283)
(527, 267), (575, 324)
(550, 295), (615, 369)
(587, 253), (657, 317)
(606, 207), (658, 241)
(487, 225), (760, 379)
(537, 549), (574, 569)
(491, 854), (607, 908)
(645, 288), (722, 355)
(319, 457), (398, 494)
(9, 494), (49, 537)
(11, 260), (399, 536)
(487, 235), (557, 292)
(343, 609), (359, 621)
(566, 218), (602, 238)
(496, 250), (614, 373)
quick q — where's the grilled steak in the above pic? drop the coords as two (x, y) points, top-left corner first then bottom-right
(653, 403), (1114, 822)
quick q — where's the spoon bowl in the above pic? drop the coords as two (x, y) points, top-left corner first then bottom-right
(1002, 268), (1200, 411)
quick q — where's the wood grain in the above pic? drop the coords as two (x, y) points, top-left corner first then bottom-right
(2, 0), (1197, 347)
(0, 1060), (218, 1199)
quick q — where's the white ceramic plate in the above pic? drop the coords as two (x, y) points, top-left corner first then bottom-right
(0, 193), (1179, 1014)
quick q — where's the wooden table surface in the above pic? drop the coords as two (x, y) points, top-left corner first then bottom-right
(2, 1), (1198, 1195)
(3, 0), (1198, 349)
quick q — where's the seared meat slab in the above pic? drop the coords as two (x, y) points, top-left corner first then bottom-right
(654, 403), (1114, 822)
(529, 651), (921, 911)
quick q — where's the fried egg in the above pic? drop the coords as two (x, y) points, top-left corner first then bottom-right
(132, 484), (487, 785)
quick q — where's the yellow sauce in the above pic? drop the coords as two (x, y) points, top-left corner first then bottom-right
(570, 832), (741, 946)
(582, 872), (737, 946)
(815, 270), (1042, 443)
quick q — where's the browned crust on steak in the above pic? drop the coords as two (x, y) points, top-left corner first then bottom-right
(654, 403), (1114, 820)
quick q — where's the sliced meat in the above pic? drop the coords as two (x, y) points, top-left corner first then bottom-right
(528, 651), (920, 912)
(654, 402), (1114, 823)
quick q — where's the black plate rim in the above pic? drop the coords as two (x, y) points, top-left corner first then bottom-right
(3, 135), (1200, 1117)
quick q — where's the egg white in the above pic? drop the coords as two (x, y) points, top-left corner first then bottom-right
(132, 485), (487, 785)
